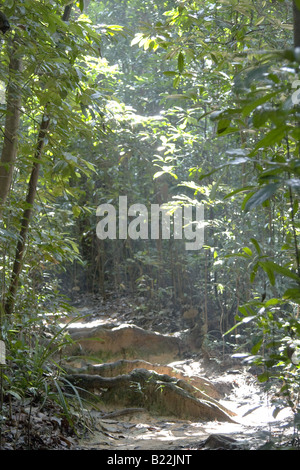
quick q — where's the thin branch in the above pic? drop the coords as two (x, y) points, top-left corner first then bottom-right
(286, 136), (300, 279)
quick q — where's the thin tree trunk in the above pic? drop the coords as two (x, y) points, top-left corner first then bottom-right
(4, 113), (50, 315)
(293, 1), (300, 48)
(4, 3), (74, 315)
(0, 38), (22, 219)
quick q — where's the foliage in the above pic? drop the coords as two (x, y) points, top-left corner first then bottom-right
(0, 0), (300, 442)
(129, 0), (300, 420)
(0, 312), (93, 442)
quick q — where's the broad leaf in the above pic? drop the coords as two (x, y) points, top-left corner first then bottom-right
(244, 183), (279, 212)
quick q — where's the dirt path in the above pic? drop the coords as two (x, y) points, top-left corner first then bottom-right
(74, 358), (293, 451)
(67, 298), (294, 451)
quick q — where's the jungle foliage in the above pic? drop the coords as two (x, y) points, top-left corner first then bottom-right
(0, 0), (299, 438)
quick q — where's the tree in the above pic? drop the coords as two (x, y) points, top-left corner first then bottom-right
(0, 0), (121, 315)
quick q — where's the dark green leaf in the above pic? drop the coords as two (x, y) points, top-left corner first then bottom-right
(244, 183), (279, 212)
(178, 52), (184, 73)
(259, 261), (300, 283)
(250, 238), (261, 255)
(251, 338), (263, 355)
(252, 126), (288, 153)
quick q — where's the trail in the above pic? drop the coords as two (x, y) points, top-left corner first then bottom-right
(77, 360), (293, 450)
(67, 295), (294, 451)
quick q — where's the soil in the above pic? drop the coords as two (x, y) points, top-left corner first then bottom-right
(1, 293), (296, 451)
(66, 294), (296, 451)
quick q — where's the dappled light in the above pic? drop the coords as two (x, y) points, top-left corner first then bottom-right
(0, 0), (300, 453)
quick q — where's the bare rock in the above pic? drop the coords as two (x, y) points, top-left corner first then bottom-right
(201, 434), (244, 450)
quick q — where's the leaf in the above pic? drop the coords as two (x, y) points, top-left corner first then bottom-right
(251, 338), (263, 355)
(173, 75), (181, 88)
(250, 263), (259, 282)
(154, 169), (178, 180)
(178, 51), (184, 73)
(259, 261), (300, 283)
(79, 0), (85, 12)
(217, 118), (231, 134)
(242, 247), (253, 257)
(252, 125), (288, 153)
(242, 91), (278, 117)
(217, 126), (240, 136)
(261, 263), (276, 286)
(250, 237), (261, 255)
(283, 287), (300, 301)
(7, 390), (23, 400)
(258, 371), (270, 383)
(244, 183), (279, 212)
(163, 71), (177, 77)
(5, 0), (14, 8)
(210, 172), (224, 200)
(241, 315), (256, 324)
(223, 185), (254, 200)
(223, 315), (256, 336)
(131, 34), (144, 46)
(265, 298), (281, 306)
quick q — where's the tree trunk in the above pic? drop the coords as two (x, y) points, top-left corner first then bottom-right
(4, 4), (73, 315)
(4, 113), (50, 315)
(293, 1), (300, 48)
(0, 38), (22, 219)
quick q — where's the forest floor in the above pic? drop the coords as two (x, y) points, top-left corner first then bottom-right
(1, 293), (297, 451)
(69, 293), (296, 451)
(77, 362), (294, 451)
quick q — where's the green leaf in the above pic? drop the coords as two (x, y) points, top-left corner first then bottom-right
(217, 118), (231, 134)
(259, 261), (300, 283)
(210, 172), (224, 200)
(224, 314), (256, 336)
(173, 76), (181, 88)
(178, 51), (184, 73)
(223, 185), (254, 200)
(242, 91), (278, 117)
(283, 287), (300, 301)
(242, 247), (253, 257)
(251, 338), (263, 355)
(265, 298), (281, 306)
(250, 238), (261, 255)
(261, 263), (276, 286)
(163, 71), (177, 77)
(250, 263), (259, 282)
(244, 183), (279, 212)
(7, 390), (23, 401)
(258, 371), (270, 383)
(252, 125), (288, 153)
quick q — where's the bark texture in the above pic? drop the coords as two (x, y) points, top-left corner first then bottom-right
(0, 40), (22, 218)
(294, 1), (300, 48)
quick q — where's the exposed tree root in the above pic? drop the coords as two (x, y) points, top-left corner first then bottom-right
(66, 368), (236, 422)
(67, 358), (221, 399)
